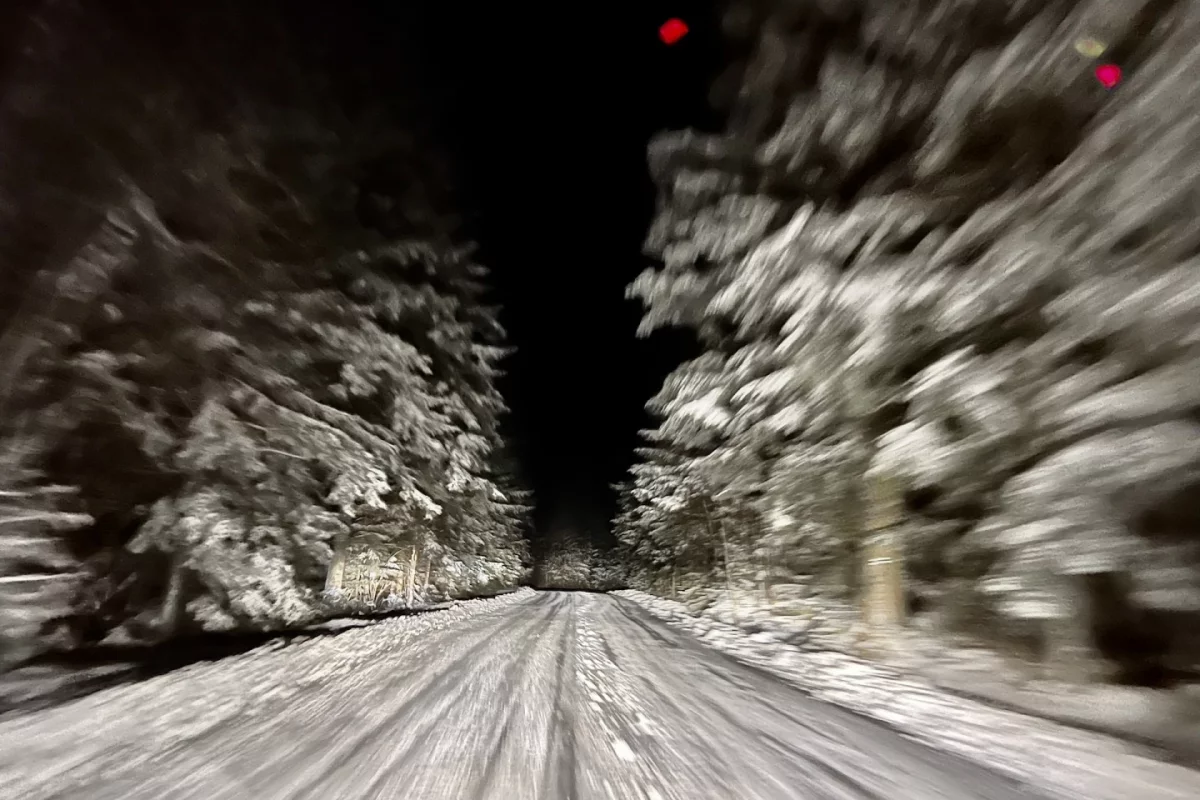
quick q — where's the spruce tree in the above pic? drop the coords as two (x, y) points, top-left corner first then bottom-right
(619, 0), (1200, 680)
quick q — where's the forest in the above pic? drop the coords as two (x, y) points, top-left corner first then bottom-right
(0, 1), (531, 670)
(615, 0), (1200, 687)
(1, 0), (1198, 702)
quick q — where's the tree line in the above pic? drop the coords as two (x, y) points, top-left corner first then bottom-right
(0, 1), (530, 669)
(616, 0), (1200, 684)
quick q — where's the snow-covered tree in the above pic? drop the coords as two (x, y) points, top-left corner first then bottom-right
(538, 533), (625, 591)
(619, 0), (1200, 682)
(0, 2), (527, 665)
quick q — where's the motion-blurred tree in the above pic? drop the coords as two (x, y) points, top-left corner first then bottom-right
(0, 1), (527, 666)
(618, 0), (1200, 683)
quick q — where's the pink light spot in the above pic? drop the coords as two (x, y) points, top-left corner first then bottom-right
(1095, 63), (1122, 88)
(659, 18), (688, 45)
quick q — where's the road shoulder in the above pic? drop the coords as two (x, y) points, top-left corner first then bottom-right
(611, 589), (1200, 800)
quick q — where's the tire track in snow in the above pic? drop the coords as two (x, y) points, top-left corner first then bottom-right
(0, 591), (1068, 800)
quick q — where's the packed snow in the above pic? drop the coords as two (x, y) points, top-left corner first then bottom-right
(0, 590), (1064, 799)
(615, 589), (1200, 800)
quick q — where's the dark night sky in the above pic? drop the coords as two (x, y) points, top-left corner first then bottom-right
(308, 1), (726, 547)
(419, 3), (725, 546)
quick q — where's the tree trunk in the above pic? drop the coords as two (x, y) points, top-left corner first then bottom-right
(722, 524), (738, 619)
(421, 556), (432, 601)
(1044, 576), (1102, 683)
(406, 546), (419, 607)
(705, 501), (738, 620)
(763, 547), (774, 606)
(671, 563), (678, 600)
(157, 555), (188, 638)
(324, 532), (348, 593)
(862, 473), (905, 629)
(863, 531), (904, 628)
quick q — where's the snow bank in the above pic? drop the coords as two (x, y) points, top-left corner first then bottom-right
(613, 589), (1200, 800)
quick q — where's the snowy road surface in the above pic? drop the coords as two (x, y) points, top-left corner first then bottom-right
(0, 591), (1049, 799)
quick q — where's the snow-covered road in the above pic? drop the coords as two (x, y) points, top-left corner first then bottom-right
(0, 591), (1048, 799)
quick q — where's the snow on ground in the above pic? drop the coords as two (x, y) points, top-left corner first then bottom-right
(573, 594), (676, 798)
(668, 583), (1200, 755)
(0, 589), (537, 798)
(614, 588), (1200, 800)
(0, 590), (1065, 800)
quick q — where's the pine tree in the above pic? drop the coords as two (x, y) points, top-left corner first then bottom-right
(0, 1), (529, 664)
(619, 0), (1200, 681)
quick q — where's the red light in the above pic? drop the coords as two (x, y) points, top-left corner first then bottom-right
(1095, 63), (1122, 88)
(659, 18), (688, 45)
